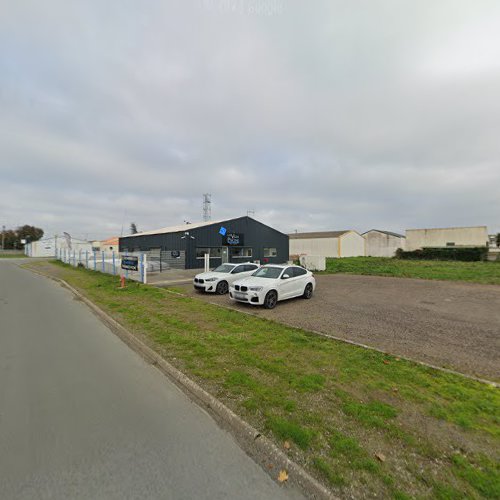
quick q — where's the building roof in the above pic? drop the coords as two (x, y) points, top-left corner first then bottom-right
(121, 219), (227, 238)
(289, 230), (352, 240)
(118, 216), (286, 239)
(101, 236), (119, 246)
(35, 236), (90, 243)
(362, 229), (405, 238)
(406, 225), (487, 232)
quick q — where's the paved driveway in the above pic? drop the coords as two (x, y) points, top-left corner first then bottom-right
(177, 274), (500, 382)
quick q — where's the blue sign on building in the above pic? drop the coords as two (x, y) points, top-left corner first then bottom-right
(223, 233), (244, 246)
(219, 226), (227, 236)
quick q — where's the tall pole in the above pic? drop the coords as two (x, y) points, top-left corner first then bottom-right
(1, 225), (5, 250)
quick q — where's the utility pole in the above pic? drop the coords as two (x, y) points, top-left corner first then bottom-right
(1, 225), (5, 250)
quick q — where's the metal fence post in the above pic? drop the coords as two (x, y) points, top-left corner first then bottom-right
(112, 251), (116, 275)
(144, 253), (147, 284)
(86, 250), (89, 268)
(79, 250), (82, 266)
(94, 251), (97, 271)
(102, 251), (105, 273)
(140, 254), (144, 283)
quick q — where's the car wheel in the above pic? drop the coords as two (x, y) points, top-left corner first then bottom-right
(216, 281), (228, 294)
(303, 283), (313, 299)
(264, 290), (278, 309)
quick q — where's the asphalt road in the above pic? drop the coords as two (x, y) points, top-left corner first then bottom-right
(0, 260), (303, 500)
(180, 274), (500, 381)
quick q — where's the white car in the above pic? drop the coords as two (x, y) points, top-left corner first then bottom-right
(193, 262), (260, 294)
(229, 264), (316, 309)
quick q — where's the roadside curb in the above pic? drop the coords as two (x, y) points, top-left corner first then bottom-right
(29, 267), (336, 499)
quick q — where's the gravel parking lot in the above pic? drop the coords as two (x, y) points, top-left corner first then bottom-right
(177, 274), (500, 381)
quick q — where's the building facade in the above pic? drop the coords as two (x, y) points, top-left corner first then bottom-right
(25, 236), (93, 257)
(119, 216), (288, 269)
(405, 226), (489, 251)
(289, 230), (365, 258)
(363, 230), (405, 257)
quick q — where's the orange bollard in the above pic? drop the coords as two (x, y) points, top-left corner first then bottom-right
(120, 275), (125, 288)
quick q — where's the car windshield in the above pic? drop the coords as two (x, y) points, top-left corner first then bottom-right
(213, 264), (235, 273)
(251, 266), (283, 279)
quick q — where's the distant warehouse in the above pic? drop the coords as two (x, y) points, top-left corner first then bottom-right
(119, 216), (288, 269)
(363, 230), (405, 257)
(289, 230), (365, 258)
(405, 226), (489, 251)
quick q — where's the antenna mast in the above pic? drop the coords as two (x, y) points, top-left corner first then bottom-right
(202, 193), (212, 222)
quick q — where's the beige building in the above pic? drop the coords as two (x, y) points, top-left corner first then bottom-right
(363, 230), (405, 257)
(289, 230), (365, 258)
(405, 226), (489, 251)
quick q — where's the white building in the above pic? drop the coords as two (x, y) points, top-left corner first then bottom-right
(25, 236), (93, 257)
(362, 230), (405, 257)
(289, 230), (365, 259)
(405, 226), (489, 251)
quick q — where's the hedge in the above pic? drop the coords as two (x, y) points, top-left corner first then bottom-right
(395, 247), (489, 262)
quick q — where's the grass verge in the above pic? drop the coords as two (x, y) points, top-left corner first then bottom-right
(25, 261), (500, 498)
(324, 257), (500, 285)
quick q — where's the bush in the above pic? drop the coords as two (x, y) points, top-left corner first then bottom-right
(395, 247), (489, 262)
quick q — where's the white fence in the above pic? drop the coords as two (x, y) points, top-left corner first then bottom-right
(57, 249), (148, 284)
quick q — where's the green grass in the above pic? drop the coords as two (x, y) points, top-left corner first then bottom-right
(0, 253), (25, 258)
(26, 260), (500, 498)
(323, 257), (500, 285)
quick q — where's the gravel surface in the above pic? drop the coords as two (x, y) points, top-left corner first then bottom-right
(178, 274), (500, 382)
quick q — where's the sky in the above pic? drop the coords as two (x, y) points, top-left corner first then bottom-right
(1, 0), (499, 240)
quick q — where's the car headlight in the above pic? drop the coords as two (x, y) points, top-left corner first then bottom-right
(205, 278), (218, 282)
(249, 286), (263, 292)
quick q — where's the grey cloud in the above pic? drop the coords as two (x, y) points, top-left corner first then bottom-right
(1, 0), (499, 238)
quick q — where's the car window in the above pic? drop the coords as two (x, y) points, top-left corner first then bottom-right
(282, 267), (295, 278)
(231, 266), (245, 274)
(244, 264), (258, 272)
(213, 264), (235, 273)
(292, 267), (307, 277)
(252, 266), (283, 279)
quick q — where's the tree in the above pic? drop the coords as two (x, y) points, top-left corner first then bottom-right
(2, 230), (18, 249)
(1, 225), (44, 249)
(17, 225), (44, 243)
(130, 222), (138, 234)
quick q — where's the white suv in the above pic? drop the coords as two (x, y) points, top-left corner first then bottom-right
(193, 262), (260, 294)
(229, 264), (315, 309)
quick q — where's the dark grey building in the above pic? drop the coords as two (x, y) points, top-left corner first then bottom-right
(119, 216), (289, 269)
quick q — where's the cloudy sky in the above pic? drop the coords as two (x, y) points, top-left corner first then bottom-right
(1, 0), (499, 239)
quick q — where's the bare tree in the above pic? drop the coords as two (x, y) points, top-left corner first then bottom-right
(130, 222), (138, 234)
